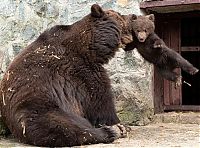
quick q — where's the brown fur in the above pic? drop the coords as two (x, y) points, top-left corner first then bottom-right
(124, 14), (199, 85)
(131, 14), (155, 42)
(0, 5), (131, 147)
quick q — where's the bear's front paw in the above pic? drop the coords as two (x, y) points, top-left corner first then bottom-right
(118, 42), (126, 49)
(111, 123), (131, 138)
(175, 76), (182, 89)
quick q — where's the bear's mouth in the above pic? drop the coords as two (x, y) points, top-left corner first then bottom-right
(138, 38), (145, 42)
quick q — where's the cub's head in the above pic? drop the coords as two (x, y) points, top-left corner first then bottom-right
(131, 14), (155, 42)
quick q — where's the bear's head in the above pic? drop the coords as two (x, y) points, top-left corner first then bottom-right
(82, 4), (134, 64)
(131, 14), (155, 42)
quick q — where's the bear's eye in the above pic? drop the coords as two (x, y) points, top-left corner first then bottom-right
(137, 30), (140, 32)
(144, 29), (147, 32)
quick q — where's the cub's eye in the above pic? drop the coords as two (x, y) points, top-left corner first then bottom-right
(144, 29), (147, 32)
(137, 30), (140, 32)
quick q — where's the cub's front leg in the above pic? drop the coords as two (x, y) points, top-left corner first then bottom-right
(153, 39), (165, 48)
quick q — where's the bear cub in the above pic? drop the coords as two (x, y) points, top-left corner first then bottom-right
(124, 14), (199, 87)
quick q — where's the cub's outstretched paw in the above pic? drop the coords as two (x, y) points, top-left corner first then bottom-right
(111, 123), (131, 138)
(153, 40), (164, 48)
(175, 76), (182, 89)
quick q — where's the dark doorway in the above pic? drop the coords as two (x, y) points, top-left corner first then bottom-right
(181, 51), (200, 105)
(181, 18), (200, 47)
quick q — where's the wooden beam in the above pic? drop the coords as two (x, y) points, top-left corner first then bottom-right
(181, 47), (200, 52)
(140, 0), (200, 9)
(164, 105), (200, 111)
(140, 0), (200, 13)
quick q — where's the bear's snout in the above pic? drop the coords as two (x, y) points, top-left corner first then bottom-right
(138, 31), (146, 42)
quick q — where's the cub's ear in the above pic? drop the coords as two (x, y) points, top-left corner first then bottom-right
(147, 14), (155, 22)
(91, 4), (105, 18)
(131, 14), (137, 20)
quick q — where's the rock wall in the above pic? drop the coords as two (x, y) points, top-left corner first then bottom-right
(0, 0), (154, 130)
(106, 49), (154, 125)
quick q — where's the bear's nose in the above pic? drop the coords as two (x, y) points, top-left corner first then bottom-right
(138, 32), (146, 42)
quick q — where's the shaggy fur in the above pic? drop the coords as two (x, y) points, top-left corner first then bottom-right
(131, 14), (155, 42)
(124, 33), (199, 86)
(123, 14), (198, 86)
(0, 5), (131, 147)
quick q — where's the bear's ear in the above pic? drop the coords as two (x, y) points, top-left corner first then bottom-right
(147, 14), (155, 22)
(131, 14), (137, 20)
(91, 4), (105, 18)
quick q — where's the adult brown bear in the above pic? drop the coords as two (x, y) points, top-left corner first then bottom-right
(0, 4), (132, 147)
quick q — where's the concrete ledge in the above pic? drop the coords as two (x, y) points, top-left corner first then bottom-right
(153, 112), (200, 124)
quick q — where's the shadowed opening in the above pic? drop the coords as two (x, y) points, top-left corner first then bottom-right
(181, 51), (200, 105)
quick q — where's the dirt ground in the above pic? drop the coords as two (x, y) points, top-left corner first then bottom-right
(0, 123), (199, 147)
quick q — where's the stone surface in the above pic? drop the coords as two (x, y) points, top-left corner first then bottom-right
(0, 0), (153, 135)
(0, 123), (199, 147)
(153, 112), (200, 124)
(105, 49), (153, 125)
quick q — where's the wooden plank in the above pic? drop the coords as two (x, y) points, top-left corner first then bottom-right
(164, 105), (200, 111)
(170, 69), (182, 105)
(141, 4), (200, 14)
(162, 21), (173, 106)
(170, 20), (180, 52)
(153, 11), (200, 20)
(153, 67), (164, 113)
(181, 47), (200, 51)
(164, 80), (170, 105)
(153, 18), (165, 113)
(162, 21), (170, 47)
(140, 0), (200, 8)
(169, 20), (182, 105)
(154, 18), (182, 108)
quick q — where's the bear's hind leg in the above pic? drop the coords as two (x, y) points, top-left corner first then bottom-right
(86, 98), (130, 138)
(87, 98), (120, 127)
(156, 67), (182, 88)
(12, 108), (119, 147)
(181, 63), (199, 75)
(165, 47), (199, 75)
(157, 67), (179, 82)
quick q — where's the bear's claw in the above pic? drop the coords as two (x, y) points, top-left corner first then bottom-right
(111, 123), (131, 138)
(175, 76), (182, 89)
(189, 68), (199, 75)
